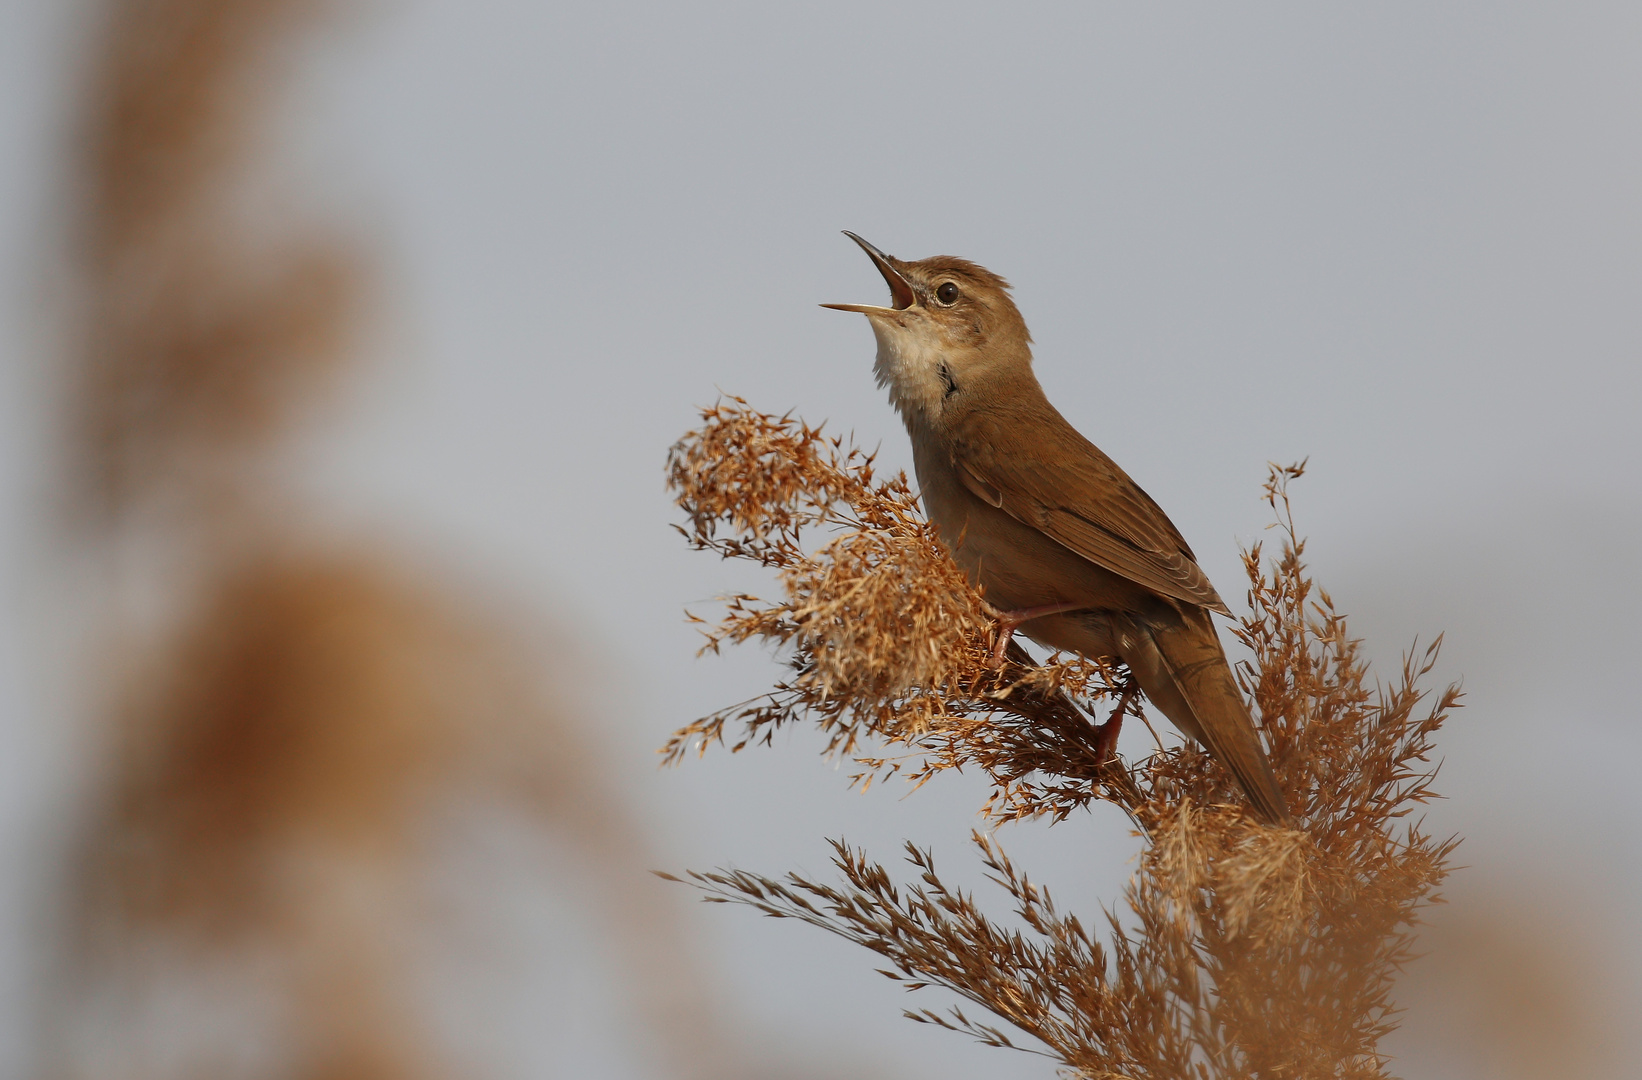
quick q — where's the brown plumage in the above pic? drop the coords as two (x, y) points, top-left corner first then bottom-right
(824, 232), (1291, 825)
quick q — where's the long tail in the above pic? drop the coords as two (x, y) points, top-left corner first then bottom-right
(1125, 607), (1292, 826)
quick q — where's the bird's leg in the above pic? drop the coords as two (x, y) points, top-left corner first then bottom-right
(1093, 677), (1139, 763)
(986, 601), (1092, 666)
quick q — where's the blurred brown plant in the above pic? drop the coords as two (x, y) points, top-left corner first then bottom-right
(665, 399), (1460, 1077)
(53, 546), (752, 1080)
(74, 0), (359, 523)
(1385, 880), (1631, 1079)
(46, 0), (781, 1077)
(60, 553), (472, 1080)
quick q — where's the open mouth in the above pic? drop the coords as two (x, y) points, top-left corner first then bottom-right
(821, 231), (916, 313)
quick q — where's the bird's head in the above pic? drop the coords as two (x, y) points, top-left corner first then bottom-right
(823, 232), (1031, 424)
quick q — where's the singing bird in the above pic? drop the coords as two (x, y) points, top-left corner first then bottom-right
(823, 232), (1291, 825)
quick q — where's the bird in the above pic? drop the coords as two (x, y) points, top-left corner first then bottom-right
(822, 231), (1292, 825)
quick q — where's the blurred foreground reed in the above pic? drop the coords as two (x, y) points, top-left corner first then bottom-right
(44, 1), (771, 1077)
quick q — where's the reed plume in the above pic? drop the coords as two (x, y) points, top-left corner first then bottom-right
(665, 398), (1459, 1077)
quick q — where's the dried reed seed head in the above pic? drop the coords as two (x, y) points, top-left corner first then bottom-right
(670, 399), (1121, 768)
(668, 400), (869, 543)
(1213, 819), (1313, 946)
(1141, 800), (1216, 935)
(670, 414), (1457, 1077)
(785, 526), (986, 705)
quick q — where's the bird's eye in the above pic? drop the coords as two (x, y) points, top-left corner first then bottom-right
(935, 281), (960, 305)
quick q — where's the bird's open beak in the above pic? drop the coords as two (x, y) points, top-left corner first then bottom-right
(820, 231), (918, 314)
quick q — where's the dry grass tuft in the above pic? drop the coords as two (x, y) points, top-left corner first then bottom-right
(665, 401), (1459, 1076)
(666, 397), (1136, 813)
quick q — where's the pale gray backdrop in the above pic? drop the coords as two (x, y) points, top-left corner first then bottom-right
(3, 2), (1640, 1078)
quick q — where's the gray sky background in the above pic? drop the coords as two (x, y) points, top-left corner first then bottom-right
(3, 2), (1641, 1077)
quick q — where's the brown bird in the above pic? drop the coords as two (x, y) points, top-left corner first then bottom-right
(823, 232), (1291, 825)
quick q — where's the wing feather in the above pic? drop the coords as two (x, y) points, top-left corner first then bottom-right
(951, 410), (1230, 615)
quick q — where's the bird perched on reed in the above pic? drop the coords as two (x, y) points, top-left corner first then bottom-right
(823, 233), (1291, 825)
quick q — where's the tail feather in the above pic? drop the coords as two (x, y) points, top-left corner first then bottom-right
(1131, 609), (1292, 826)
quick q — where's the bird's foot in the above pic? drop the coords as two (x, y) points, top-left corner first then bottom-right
(985, 628), (1016, 668)
(1092, 680), (1138, 763)
(985, 601), (1093, 667)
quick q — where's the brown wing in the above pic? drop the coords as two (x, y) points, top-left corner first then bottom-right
(950, 408), (1230, 615)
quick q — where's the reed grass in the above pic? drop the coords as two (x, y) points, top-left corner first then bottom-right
(665, 398), (1459, 1078)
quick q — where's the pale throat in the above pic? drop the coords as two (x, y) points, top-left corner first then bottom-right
(868, 315), (950, 424)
